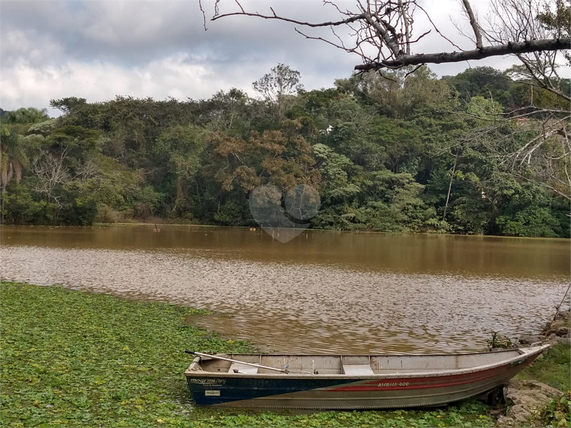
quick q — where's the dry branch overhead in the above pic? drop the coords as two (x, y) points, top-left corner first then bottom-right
(355, 38), (571, 71)
(202, 0), (570, 71)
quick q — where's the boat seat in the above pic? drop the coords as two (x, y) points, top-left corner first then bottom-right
(228, 363), (259, 374)
(342, 364), (375, 375)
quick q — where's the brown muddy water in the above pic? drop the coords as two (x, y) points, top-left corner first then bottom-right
(1, 225), (569, 354)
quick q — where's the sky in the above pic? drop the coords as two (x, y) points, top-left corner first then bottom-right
(0, 0), (528, 116)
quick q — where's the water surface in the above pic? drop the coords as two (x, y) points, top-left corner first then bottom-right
(1, 225), (568, 354)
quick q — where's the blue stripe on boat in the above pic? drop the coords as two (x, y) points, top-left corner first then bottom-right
(188, 377), (356, 406)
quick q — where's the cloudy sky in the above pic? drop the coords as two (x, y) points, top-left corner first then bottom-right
(1, 0), (524, 116)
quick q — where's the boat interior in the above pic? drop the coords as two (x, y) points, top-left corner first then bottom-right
(195, 350), (526, 375)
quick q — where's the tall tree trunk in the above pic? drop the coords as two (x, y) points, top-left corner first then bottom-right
(171, 175), (185, 214)
(442, 153), (458, 221)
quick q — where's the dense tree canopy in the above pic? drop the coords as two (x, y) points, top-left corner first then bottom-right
(0, 64), (569, 237)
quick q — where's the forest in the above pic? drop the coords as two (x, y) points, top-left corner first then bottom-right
(1, 65), (570, 237)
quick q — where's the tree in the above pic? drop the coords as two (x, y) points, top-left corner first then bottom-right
(202, 0), (569, 71)
(50, 97), (87, 115)
(203, 1), (569, 202)
(446, 67), (513, 106)
(1, 107), (50, 125)
(0, 126), (29, 192)
(28, 126), (99, 206)
(485, 0), (570, 103)
(253, 64), (304, 119)
(0, 108), (49, 192)
(253, 63), (304, 101)
(197, 88), (253, 133)
(153, 125), (204, 215)
(490, 1), (571, 201)
(312, 143), (360, 202)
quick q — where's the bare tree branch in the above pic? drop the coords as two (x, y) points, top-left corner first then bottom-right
(355, 37), (570, 70)
(515, 54), (571, 102)
(461, 0), (483, 49)
(212, 10), (366, 28)
(515, 171), (571, 201)
(361, 11), (401, 57)
(205, 0), (570, 72)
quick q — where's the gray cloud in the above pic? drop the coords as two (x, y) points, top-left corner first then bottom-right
(2, 1), (345, 66)
(0, 0), (528, 113)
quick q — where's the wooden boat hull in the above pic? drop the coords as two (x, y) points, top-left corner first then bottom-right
(185, 345), (549, 409)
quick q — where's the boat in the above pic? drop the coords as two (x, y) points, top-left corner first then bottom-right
(184, 345), (550, 409)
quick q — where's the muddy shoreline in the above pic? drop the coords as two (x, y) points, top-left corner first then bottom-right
(496, 309), (570, 427)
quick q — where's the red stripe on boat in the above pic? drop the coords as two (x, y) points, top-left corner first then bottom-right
(327, 358), (535, 392)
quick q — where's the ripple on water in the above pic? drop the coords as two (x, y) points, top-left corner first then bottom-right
(1, 245), (568, 354)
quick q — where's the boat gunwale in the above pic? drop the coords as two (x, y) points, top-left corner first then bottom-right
(184, 344), (549, 380)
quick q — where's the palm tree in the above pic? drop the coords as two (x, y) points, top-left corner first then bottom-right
(1, 125), (29, 192)
(2, 107), (49, 125)
(1, 108), (50, 192)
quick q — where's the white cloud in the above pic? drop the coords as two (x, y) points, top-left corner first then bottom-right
(2, 0), (565, 116)
(1, 53), (349, 113)
(0, 0), (358, 114)
(1, 56), (204, 109)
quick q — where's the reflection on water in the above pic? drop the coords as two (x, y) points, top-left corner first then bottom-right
(1, 225), (569, 353)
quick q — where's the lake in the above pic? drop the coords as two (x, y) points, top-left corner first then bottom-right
(1, 225), (569, 354)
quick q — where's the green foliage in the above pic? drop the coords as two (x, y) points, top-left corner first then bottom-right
(213, 200), (247, 226)
(365, 170), (435, 232)
(2, 64), (568, 236)
(496, 207), (560, 237)
(27, 118), (58, 136)
(485, 332), (515, 350)
(447, 67), (513, 107)
(0, 184), (55, 224)
(154, 125), (204, 178)
(540, 393), (571, 427)
(66, 196), (98, 226)
(518, 343), (571, 392)
(1, 128), (29, 191)
(190, 403), (494, 427)
(313, 143), (360, 201)
(0, 281), (254, 428)
(466, 96), (504, 121)
(154, 125), (204, 217)
(493, 184), (567, 237)
(450, 196), (490, 235)
(314, 169), (440, 232)
(1, 107), (50, 124)
(1, 281), (498, 428)
(132, 186), (162, 220)
(50, 97), (88, 115)
(519, 343), (571, 427)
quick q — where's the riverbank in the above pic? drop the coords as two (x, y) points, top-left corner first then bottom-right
(498, 309), (571, 427)
(83, 221), (571, 240)
(0, 282), (567, 427)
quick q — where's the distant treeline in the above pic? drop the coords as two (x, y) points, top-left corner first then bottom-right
(1, 65), (569, 237)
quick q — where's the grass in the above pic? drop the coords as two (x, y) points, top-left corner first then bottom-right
(517, 342), (571, 392)
(516, 342), (571, 427)
(0, 281), (539, 427)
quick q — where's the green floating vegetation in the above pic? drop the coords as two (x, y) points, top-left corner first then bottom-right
(187, 403), (494, 428)
(0, 281), (252, 427)
(1, 281), (495, 427)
